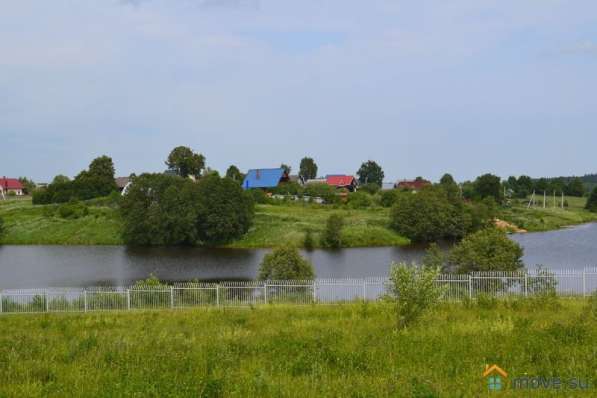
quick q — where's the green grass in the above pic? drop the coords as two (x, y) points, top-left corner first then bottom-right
(226, 203), (409, 248)
(0, 299), (595, 397)
(0, 199), (123, 245)
(501, 196), (597, 232)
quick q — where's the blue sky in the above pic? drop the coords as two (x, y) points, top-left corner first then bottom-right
(1, 0), (596, 183)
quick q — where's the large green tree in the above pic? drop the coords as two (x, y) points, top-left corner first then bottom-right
(356, 160), (384, 187)
(225, 165), (244, 182)
(473, 173), (502, 202)
(166, 146), (205, 178)
(448, 228), (524, 273)
(565, 177), (585, 197)
(299, 157), (318, 180)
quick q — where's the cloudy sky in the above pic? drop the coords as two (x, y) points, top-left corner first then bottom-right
(2, 0), (596, 183)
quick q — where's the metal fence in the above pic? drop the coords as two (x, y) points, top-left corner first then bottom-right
(1, 268), (596, 315)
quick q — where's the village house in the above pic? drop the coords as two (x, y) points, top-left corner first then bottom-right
(394, 178), (431, 192)
(242, 168), (289, 190)
(325, 175), (358, 192)
(0, 177), (25, 197)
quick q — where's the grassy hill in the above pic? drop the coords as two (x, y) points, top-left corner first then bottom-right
(0, 299), (594, 396)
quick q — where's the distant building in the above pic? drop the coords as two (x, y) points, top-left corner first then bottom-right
(242, 168), (289, 189)
(395, 179), (431, 192)
(115, 177), (133, 196)
(288, 175), (305, 186)
(326, 175), (358, 192)
(0, 177), (24, 196)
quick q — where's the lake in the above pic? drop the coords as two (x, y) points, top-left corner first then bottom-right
(1, 223), (596, 288)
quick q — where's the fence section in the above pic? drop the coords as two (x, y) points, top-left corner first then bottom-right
(1, 269), (595, 315)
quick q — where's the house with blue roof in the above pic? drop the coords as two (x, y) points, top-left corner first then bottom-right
(242, 168), (289, 190)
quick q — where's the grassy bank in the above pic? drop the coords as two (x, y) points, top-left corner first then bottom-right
(0, 199), (408, 248)
(0, 300), (595, 397)
(501, 196), (597, 232)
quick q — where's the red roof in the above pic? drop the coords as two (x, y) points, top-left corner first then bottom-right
(326, 175), (356, 187)
(396, 180), (431, 190)
(0, 178), (24, 190)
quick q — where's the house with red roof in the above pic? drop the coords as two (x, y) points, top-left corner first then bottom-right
(0, 177), (25, 197)
(394, 178), (431, 192)
(325, 175), (358, 192)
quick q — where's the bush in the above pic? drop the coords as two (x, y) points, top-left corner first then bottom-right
(323, 214), (344, 248)
(57, 201), (89, 219)
(303, 229), (315, 250)
(586, 187), (597, 212)
(359, 183), (380, 195)
(347, 191), (372, 208)
(248, 189), (270, 204)
(387, 263), (443, 329)
(258, 247), (315, 280)
(379, 190), (399, 207)
(303, 183), (339, 204)
(390, 186), (470, 243)
(448, 228), (524, 273)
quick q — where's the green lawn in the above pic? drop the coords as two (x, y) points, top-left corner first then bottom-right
(0, 299), (595, 397)
(500, 196), (597, 232)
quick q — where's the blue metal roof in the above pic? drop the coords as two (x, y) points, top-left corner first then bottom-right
(242, 168), (285, 189)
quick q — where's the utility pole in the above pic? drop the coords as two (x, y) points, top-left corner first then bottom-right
(543, 191), (546, 209)
(561, 192), (564, 209)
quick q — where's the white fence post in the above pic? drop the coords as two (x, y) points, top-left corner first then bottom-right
(582, 271), (586, 297)
(84, 290), (87, 312)
(0, 291), (3, 314)
(313, 281), (317, 303)
(126, 289), (131, 311)
(216, 285), (220, 307)
(363, 280), (367, 301)
(524, 274), (528, 297)
(468, 275), (473, 299)
(170, 287), (174, 308)
(263, 282), (268, 305)
(45, 290), (49, 312)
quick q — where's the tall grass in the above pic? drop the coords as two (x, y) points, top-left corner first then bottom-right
(0, 299), (594, 397)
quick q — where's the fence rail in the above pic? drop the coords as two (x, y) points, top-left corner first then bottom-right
(1, 269), (596, 315)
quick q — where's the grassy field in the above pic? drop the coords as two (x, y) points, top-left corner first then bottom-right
(226, 203), (409, 248)
(0, 199), (122, 245)
(0, 299), (595, 397)
(500, 196), (597, 232)
(0, 199), (408, 248)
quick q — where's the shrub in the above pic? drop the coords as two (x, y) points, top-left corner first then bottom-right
(303, 229), (315, 250)
(347, 191), (372, 209)
(57, 201), (89, 219)
(258, 247), (315, 280)
(248, 189), (270, 204)
(448, 228), (524, 273)
(387, 263), (443, 329)
(323, 214), (344, 248)
(359, 183), (380, 195)
(303, 183), (339, 204)
(379, 190), (399, 207)
(422, 243), (446, 270)
(586, 187), (597, 212)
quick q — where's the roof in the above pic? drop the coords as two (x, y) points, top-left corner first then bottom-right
(243, 168), (286, 189)
(483, 365), (508, 378)
(395, 179), (431, 190)
(0, 178), (24, 190)
(115, 177), (130, 189)
(326, 175), (356, 187)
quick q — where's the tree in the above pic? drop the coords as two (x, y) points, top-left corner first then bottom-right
(18, 177), (36, 195)
(280, 164), (291, 175)
(586, 187), (597, 212)
(166, 146), (205, 178)
(388, 263), (443, 329)
(448, 228), (524, 273)
(565, 177), (585, 197)
(534, 178), (549, 193)
(439, 173), (459, 200)
(358, 183), (380, 194)
(299, 157), (318, 180)
(225, 165), (244, 182)
(473, 174), (502, 202)
(517, 175), (533, 196)
(323, 214), (344, 248)
(52, 175), (71, 185)
(258, 246), (315, 280)
(356, 160), (384, 187)
(390, 186), (470, 243)
(74, 155), (118, 199)
(195, 174), (254, 245)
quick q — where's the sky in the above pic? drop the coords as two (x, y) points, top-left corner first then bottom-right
(1, 0), (597, 183)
